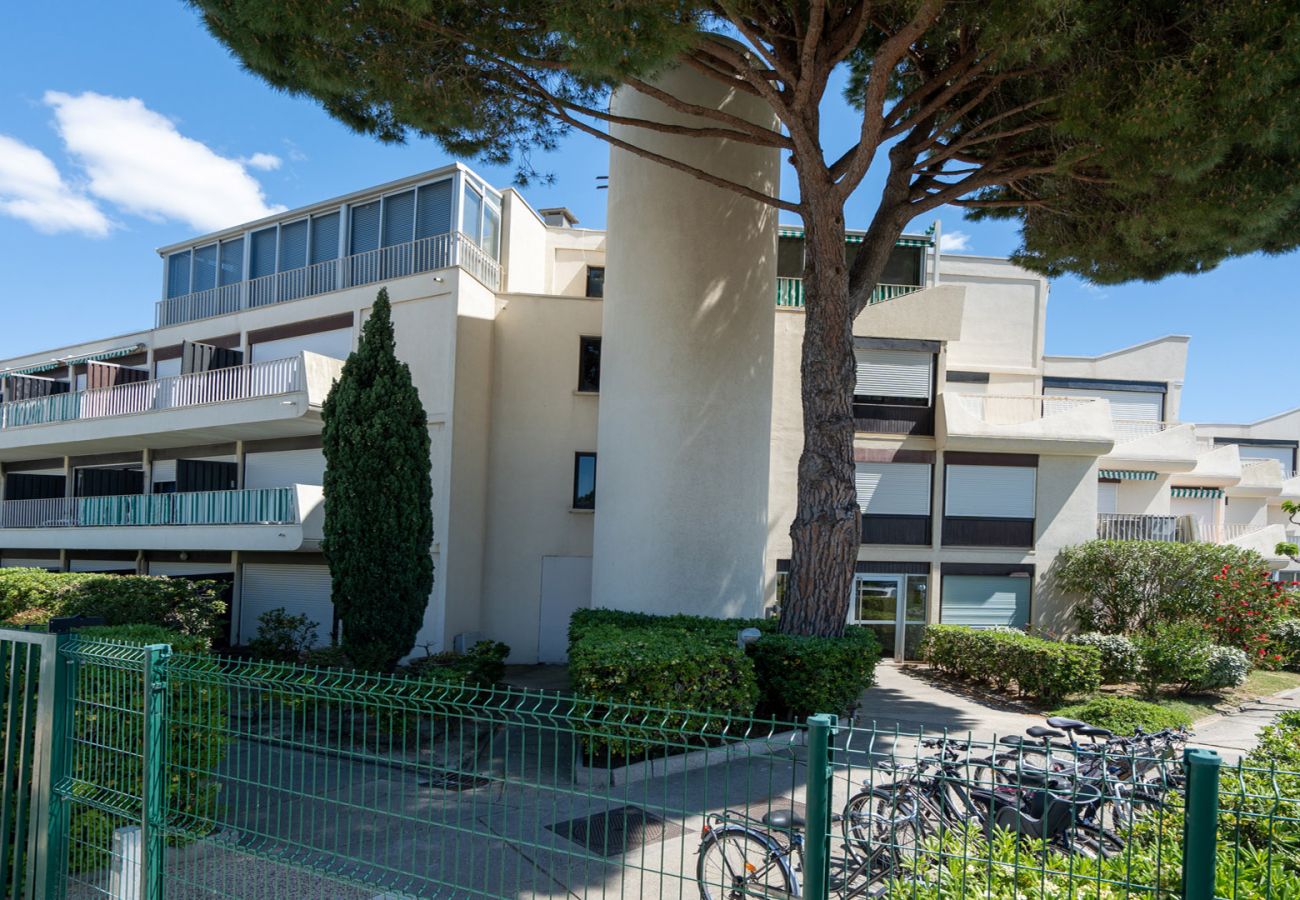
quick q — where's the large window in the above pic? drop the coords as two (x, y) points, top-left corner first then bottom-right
(856, 461), (932, 545)
(855, 349), (933, 406)
(940, 574), (1031, 628)
(578, 337), (602, 393)
(572, 453), (597, 510)
(943, 457), (1037, 547)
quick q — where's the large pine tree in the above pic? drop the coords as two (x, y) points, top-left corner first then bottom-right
(322, 289), (434, 670)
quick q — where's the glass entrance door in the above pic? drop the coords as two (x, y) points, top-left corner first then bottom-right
(850, 574), (928, 659)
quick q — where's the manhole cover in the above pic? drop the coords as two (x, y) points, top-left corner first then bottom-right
(548, 805), (683, 858)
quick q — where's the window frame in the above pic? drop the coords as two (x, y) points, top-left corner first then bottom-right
(577, 336), (602, 393)
(572, 452), (597, 510)
(585, 265), (606, 298)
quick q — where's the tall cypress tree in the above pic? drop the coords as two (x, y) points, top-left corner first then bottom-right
(322, 289), (433, 670)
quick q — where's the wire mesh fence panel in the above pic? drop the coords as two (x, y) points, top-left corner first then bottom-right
(1219, 759), (1300, 899)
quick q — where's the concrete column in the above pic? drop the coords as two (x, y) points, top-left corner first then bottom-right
(590, 48), (780, 619)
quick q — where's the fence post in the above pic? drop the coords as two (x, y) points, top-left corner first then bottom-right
(140, 645), (171, 900)
(37, 631), (74, 900)
(804, 714), (838, 900)
(1182, 747), (1222, 900)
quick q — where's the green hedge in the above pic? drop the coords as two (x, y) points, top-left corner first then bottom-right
(0, 568), (226, 639)
(1048, 696), (1193, 734)
(748, 627), (880, 720)
(568, 608), (772, 646)
(568, 623), (760, 759)
(922, 625), (1101, 704)
(68, 625), (229, 873)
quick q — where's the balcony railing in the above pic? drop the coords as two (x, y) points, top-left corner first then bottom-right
(775, 277), (921, 309)
(1112, 419), (1177, 442)
(1097, 513), (1196, 542)
(1221, 521), (1270, 542)
(0, 356), (304, 430)
(157, 231), (501, 327)
(0, 488), (297, 529)
(953, 394), (1100, 425)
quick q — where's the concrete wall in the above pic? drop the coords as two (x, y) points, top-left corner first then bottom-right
(941, 255), (1047, 376)
(1043, 335), (1189, 420)
(478, 293), (602, 661)
(1032, 455), (1101, 631)
(499, 190), (549, 295)
(591, 54), (780, 619)
(548, 229), (607, 298)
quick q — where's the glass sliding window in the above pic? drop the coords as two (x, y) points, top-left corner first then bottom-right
(482, 199), (501, 260)
(192, 244), (218, 292)
(415, 181), (453, 238)
(572, 452), (597, 510)
(462, 185), (484, 244)
(218, 237), (244, 286)
(166, 251), (191, 298)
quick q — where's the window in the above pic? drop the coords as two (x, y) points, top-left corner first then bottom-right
(279, 219), (309, 272)
(219, 237), (244, 285)
(854, 349), (932, 406)
(192, 244), (218, 292)
(573, 452), (597, 510)
(415, 182), (453, 239)
(462, 186), (484, 243)
(249, 228), (278, 279)
(578, 337), (601, 392)
(944, 464), (1036, 518)
(166, 251), (191, 298)
(940, 575), (1030, 628)
(855, 463), (931, 516)
(381, 190), (415, 247)
(586, 266), (605, 298)
(350, 201), (381, 255)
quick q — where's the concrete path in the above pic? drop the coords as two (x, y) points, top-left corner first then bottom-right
(1190, 684), (1300, 763)
(852, 660), (1045, 740)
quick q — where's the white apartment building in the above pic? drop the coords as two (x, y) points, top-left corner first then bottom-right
(2, 94), (1295, 662)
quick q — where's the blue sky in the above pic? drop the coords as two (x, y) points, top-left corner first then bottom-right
(1, 2), (1295, 422)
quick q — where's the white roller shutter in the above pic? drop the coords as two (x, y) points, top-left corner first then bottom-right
(70, 559), (135, 572)
(1053, 387), (1162, 421)
(151, 563), (233, 578)
(152, 460), (176, 485)
(1237, 445), (1296, 470)
(154, 358), (182, 380)
(945, 465), (1036, 518)
(941, 575), (1030, 627)
(239, 563), (332, 646)
(855, 463), (931, 515)
(2, 559), (59, 570)
(855, 350), (932, 401)
(1097, 481), (1118, 515)
(244, 449), (326, 489)
(250, 328), (353, 364)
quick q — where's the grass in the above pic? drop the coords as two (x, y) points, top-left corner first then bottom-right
(1096, 668), (1300, 724)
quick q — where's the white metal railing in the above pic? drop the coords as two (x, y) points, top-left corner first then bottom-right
(1221, 521), (1270, 542)
(1097, 513), (1196, 543)
(774, 277), (921, 309)
(0, 487), (297, 529)
(952, 393), (1100, 425)
(1112, 419), (1177, 442)
(0, 356), (304, 430)
(156, 231), (501, 327)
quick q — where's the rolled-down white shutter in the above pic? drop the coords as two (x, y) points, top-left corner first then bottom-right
(855, 350), (932, 400)
(855, 463), (931, 515)
(945, 465), (1036, 518)
(1052, 387), (1163, 421)
(1097, 481), (1118, 515)
(1237, 445), (1296, 470)
(152, 460), (177, 485)
(941, 575), (1030, 627)
(239, 563), (332, 647)
(244, 449), (326, 489)
(250, 328), (354, 364)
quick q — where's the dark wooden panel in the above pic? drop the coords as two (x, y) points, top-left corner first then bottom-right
(181, 341), (245, 375)
(248, 313), (354, 345)
(87, 361), (149, 389)
(153, 443), (237, 462)
(75, 467), (144, 498)
(946, 370), (990, 384)
(941, 562), (1036, 577)
(855, 447), (935, 464)
(1042, 376), (1167, 393)
(861, 515), (931, 546)
(2, 375), (70, 403)
(853, 337), (940, 353)
(942, 517), (1035, 547)
(4, 473), (65, 501)
(854, 404), (934, 436)
(944, 451), (1038, 468)
(177, 459), (238, 493)
(243, 435), (323, 454)
(776, 558), (931, 575)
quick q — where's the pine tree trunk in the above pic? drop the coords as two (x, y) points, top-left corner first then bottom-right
(779, 203), (860, 637)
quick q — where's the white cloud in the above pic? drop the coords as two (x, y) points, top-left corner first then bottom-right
(0, 134), (110, 236)
(44, 91), (286, 233)
(939, 229), (971, 252)
(242, 152), (282, 171)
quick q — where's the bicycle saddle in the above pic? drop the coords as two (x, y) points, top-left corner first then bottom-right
(761, 809), (806, 831)
(1075, 725), (1113, 739)
(1046, 717), (1088, 730)
(1025, 726), (1067, 740)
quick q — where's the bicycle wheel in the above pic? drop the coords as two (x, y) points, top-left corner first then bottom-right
(1057, 820), (1126, 859)
(696, 829), (795, 900)
(841, 786), (927, 876)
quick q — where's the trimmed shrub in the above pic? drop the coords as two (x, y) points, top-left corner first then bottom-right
(568, 607), (772, 646)
(248, 608), (318, 662)
(1133, 620), (1213, 697)
(1272, 619), (1300, 670)
(921, 625), (1101, 704)
(1204, 561), (1295, 663)
(301, 644), (355, 670)
(747, 627), (880, 720)
(1069, 632), (1141, 683)
(68, 625), (228, 872)
(405, 640), (510, 687)
(0, 568), (226, 639)
(1048, 696), (1193, 734)
(568, 623), (760, 759)
(1055, 540), (1270, 634)
(1196, 645), (1251, 691)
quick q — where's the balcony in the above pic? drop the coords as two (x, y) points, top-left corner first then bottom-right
(0, 353), (342, 461)
(1176, 441), (1242, 488)
(0, 485), (323, 552)
(1097, 513), (1197, 542)
(156, 232), (501, 327)
(1228, 458), (1286, 498)
(775, 277), (921, 309)
(937, 393), (1114, 455)
(1102, 420), (1199, 473)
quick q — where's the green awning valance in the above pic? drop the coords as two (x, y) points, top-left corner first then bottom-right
(1, 344), (145, 378)
(777, 226), (933, 247)
(1099, 469), (1158, 481)
(1171, 487), (1224, 499)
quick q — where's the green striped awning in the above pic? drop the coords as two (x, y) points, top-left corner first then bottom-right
(1, 343), (145, 377)
(1171, 487), (1224, 499)
(777, 225), (934, 247)
(1099, 469), (1159, 481)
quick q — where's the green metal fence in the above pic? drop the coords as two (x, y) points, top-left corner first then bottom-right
(3, 628), (1300, 898)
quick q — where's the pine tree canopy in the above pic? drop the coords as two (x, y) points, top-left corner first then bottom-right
(322, 289), (434, 670)
(188, 0), (1300, 286)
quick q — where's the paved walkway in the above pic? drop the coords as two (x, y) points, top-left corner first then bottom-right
(853, 661), (1044, 739)
(1191, 684), (1300, 762)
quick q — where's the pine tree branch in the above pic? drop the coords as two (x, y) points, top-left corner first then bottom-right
(623, 77), (793, 147)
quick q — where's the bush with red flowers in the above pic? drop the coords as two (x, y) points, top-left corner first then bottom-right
(1206, 562), (1296, 666)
